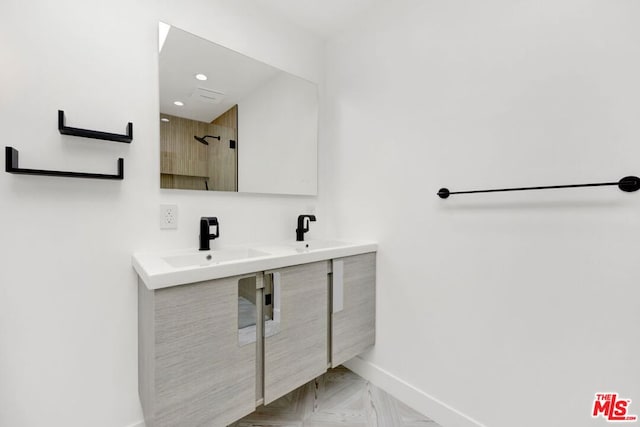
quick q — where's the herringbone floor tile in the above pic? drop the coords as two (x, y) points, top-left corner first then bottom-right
(229, 366), (441, 427)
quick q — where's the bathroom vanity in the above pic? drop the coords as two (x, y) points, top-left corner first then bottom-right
(133, 240), (376, 427)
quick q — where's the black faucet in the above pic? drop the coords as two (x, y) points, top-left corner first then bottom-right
(296, 215), (316, 241)
(199, 217), (219, 251)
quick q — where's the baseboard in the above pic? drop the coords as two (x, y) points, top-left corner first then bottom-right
(343, 356), (487, 427)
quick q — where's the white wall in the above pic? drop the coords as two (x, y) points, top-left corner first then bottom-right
(322, 1), (640, 426)
(238, 73), (318, 195)
(4, 1), (639, 426)
(0, 1), (323, 426)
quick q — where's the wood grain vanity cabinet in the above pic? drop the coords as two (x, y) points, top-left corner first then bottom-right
(330, 252), (376, 367)
(263, 261), (329, 404)
(137, 252), (375, 427)
(138, 275), (257, 427)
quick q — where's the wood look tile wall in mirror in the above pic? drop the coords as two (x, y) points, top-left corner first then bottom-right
(158, 23), (318, 195)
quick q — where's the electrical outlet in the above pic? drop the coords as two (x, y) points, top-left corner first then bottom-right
(160, 204), (178, 229)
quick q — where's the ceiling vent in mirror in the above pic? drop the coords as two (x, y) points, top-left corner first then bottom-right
(192, 87), (225, 104)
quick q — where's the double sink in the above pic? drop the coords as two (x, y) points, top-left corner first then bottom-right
(133, 239), (377, 290)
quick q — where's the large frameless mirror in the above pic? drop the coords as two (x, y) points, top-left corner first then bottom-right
(158, 23), (318, 195)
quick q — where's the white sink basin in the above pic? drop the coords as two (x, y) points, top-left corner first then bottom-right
(280, 239), (353, 253)
(163, 248), (271, 268)
(252, 239), (354, 256)
(133, 239), (377, 290)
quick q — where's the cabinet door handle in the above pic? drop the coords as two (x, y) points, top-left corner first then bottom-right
(264, 272), (282, 339)
(272, 272), (281, 323)
(332, 260), (344, 313)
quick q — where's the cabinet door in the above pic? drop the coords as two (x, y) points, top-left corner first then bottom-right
(263, 261), (329, 404)
(331, 252), (376, 367)
(153, 276), (256, 427)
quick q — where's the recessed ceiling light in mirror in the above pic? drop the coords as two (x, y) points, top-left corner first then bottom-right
(195, 73), (208, 81)
(173, 101), (184, 106)
(161, 117), (170, 122)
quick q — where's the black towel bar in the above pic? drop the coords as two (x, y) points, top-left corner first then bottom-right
(58, 110), (133, 143)
(5, 147), (124, 180)
(437, 176), (640, 199)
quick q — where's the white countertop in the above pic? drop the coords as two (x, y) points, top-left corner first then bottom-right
(133, 239), (377, 290)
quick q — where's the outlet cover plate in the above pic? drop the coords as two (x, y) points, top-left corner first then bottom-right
(160, 204), (178, 229)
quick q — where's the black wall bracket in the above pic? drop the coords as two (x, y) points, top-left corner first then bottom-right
(437, 176), (640, 199)
(58, 110), (133, 143)
(5, 147), (124, 180)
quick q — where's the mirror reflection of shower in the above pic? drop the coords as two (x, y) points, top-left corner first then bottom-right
(160, 109), (238, 192)
(194, 135), (221, 145)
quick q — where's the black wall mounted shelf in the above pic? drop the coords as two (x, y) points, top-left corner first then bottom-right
(58, 110), (133, 143)
(437, 176), (640, 199)
(5, 147), (124, 180)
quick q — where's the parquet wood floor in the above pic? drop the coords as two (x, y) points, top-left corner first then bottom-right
(229, 366), (441, 427)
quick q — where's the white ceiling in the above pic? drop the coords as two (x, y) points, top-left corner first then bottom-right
(159, 25), (281, 123)
(254, 0), (382, 39)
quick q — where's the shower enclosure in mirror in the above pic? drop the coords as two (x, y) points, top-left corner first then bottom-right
(158, 23), (318, 195)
